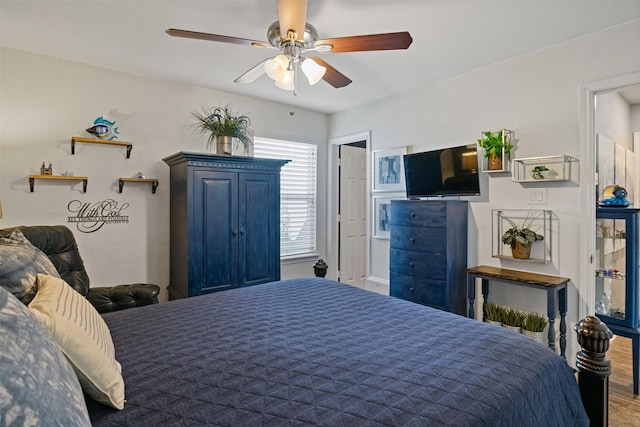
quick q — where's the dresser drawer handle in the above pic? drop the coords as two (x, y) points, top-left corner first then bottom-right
(409, 237), (416, 243)
(409, 287), (415, 294)
(409, 262), (415, 269)
(410, 212), (416, 218)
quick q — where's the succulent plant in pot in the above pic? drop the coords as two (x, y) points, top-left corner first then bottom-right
(501, 307), (524, 332)
(501, 211), (544, 259)
(484, 302), (504, 326)
(523, 312), (548, 333)
(531, 165), (550, 179)
(192, 105), (253, 155)
(522, 312), (548, 345)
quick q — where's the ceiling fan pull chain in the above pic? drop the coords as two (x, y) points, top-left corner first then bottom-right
(293, 61), (299, 97)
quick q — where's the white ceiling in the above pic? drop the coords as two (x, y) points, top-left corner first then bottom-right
(1, 1), (639, 114)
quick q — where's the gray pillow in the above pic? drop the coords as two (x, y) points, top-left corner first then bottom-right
(0, 229), (60, 305)
(0, 285), (91, 426)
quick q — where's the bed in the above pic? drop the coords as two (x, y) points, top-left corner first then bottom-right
(86, 277), (590, 426)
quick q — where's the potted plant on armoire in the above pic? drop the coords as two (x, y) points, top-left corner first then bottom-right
(192, 105), (254, 156)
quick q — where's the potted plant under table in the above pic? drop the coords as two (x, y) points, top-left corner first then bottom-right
(522, 312), (548, 345)
(484, 302), (504, 326)
(501, 307), (524, 333)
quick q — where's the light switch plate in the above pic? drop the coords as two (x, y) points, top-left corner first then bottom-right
(526, 188), (547, 205)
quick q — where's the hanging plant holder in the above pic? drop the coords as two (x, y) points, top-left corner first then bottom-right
(478, 129), (514, 173)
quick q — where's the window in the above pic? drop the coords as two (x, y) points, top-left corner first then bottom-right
(254, 137), (317, 258)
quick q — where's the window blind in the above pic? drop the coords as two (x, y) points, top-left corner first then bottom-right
(254, 137), (317, 258)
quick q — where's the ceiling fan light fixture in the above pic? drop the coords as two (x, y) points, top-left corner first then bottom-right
(301, 57), (326, 85)
(264, 54), (289, 81)
(274, 68), (295, 90)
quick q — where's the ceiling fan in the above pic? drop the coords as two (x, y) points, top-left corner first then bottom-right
(166, 0), (412, 94)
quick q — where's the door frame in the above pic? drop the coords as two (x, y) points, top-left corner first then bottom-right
(328, 131), (371, 281)
(578, 71), (640, 321)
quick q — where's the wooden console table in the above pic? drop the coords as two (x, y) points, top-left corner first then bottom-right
(467, 265), (570, 359)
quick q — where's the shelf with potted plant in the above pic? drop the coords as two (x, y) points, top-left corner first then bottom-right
(512, 155), (575, 183)
(492, 209), (553, 263)
(477, 129), (514, 173)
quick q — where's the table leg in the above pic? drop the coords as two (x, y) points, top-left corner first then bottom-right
(633, 334), (639, 395)
(481, 279), (489, 322)
(547, 290), (557, 353)
(559, 286), (567, 359)
(467, 274), (476, 319)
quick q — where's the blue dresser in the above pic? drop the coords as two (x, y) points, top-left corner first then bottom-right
(389, 200), (468, 315)
(163, 152), (289, 299)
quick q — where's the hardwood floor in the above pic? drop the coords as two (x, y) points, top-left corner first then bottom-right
(608, 336), (640, 426)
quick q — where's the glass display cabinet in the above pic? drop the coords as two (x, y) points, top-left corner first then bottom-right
(595, 207), (640, 395)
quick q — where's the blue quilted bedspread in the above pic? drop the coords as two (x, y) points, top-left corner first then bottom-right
(88, 278), (588, 426)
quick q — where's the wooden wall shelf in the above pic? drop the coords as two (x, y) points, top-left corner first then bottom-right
(71, 136), (133, 158)
(118, 178), (159, 194)
(29, 175), (88, 193)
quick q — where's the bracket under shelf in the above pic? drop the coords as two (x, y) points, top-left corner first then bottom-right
(29, 175), (88, 193)
(118, 178), (159, 194)
(71, 136), (133, 158)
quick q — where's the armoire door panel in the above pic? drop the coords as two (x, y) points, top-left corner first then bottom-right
(194, 170), (238, 294)
(239, 173), (277, 286)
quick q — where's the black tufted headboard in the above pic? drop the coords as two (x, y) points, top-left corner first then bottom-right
(0, 225), (91, 297)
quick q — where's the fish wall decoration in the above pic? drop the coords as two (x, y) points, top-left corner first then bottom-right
(86, 116), (119, 140)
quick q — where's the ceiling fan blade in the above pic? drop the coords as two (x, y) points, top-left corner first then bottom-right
(315, 32), (413, 53)
(309, 57), (352, 88)
(277, 0), (307, 41)
(234, 59), (269, 84)
(166, 28), (271, 48)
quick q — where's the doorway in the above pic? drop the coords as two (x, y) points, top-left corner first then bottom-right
(579, 72), (640, 321)
(329, 131), (370, 288)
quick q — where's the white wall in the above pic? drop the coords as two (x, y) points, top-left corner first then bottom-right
(329, 20), (640, 356)
(0, 47), (329, 301)
(632, 104), (640, 132)
(596, 91), (632, 149)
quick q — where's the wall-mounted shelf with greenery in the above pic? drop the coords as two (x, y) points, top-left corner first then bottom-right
(512, 155), (574, 183)
(71, 136), (133, 158)
(492, 209), (553, 264)
(118, 178), (159, 194)
(29, 175), (88, 193)
(478, 129), (514, 174)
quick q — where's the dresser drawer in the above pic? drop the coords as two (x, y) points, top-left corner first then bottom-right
(390, 201), (447, 228)
(390, 225), (446, 253)
(389, 249), (446, 280)
(390, 272), (447, 310)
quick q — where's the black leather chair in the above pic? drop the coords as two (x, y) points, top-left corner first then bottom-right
(0, 225), (160, 313)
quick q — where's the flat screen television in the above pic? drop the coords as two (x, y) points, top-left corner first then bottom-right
(403, 144), (480, 198)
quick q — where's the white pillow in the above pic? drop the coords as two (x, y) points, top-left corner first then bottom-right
(28, 274), (125, 409)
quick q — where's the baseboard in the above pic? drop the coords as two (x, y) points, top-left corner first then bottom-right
(366, 275), (389, 296)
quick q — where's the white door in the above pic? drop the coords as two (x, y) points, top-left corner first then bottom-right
(339, 145), (367, 288)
